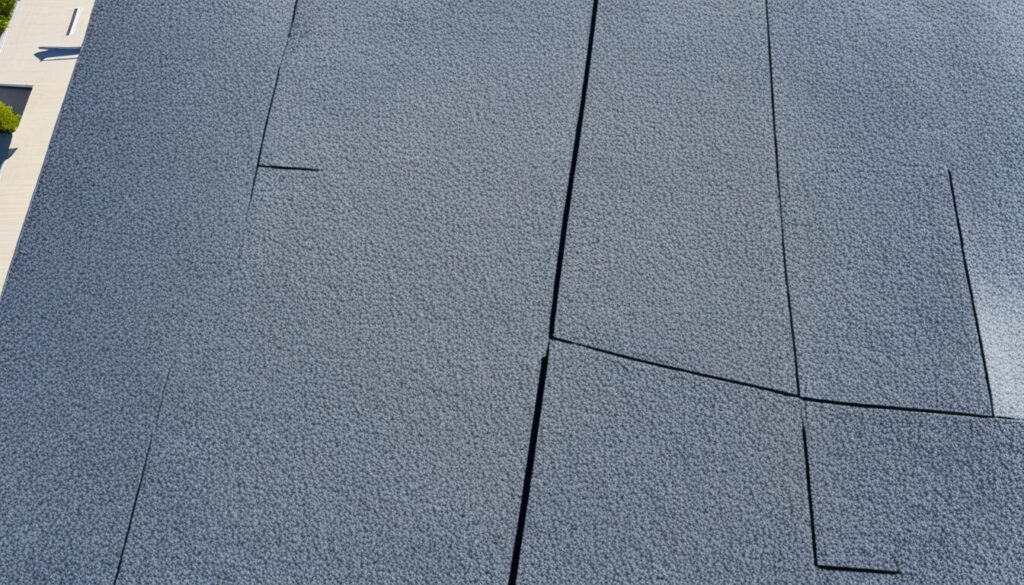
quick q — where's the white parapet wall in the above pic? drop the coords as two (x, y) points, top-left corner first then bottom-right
(0, 0), (95, 294)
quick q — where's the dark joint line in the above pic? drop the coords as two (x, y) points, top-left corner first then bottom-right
(816, 564), (902, 576)
(112, 367), (172, 584)
(511, 2), (601, 581)
(507, 353), (551, 585)
(803, 395), (999, 421)
(553, 336), (1013, 422)
(547, 0), (600, 339)
(258, 164), (320, 172)
(256, 65), (283, 166)
(288, 0), (300, 37)
(801, 419), (819, 566)
(247, 0), (300, 215)
(551, 336), (793, 398)
(948, 168), (995, 416)
(764, 0), (802, 396)
(803, 416), (901, 575)
(246, 66), (283, 216)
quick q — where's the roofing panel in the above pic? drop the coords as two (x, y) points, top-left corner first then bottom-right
(0, 1), (295, 581)
(554, 0), (797, 393)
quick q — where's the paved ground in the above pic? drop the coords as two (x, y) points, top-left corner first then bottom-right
(1, 1), (1023, 583)
(0, 0), (93, 293)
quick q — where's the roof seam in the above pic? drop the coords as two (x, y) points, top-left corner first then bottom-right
(551, 336), (1013, 422)
(509, 2), (600, 583)
(546, 0), (599, 340)
(764, 0), (803, 398)
(111, 367), (172, 584)
(245, 0), (302, 218)
(947, 168), (995, 417)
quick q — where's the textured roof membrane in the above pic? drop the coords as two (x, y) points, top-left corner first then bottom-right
(1, 0), (1023, 583)
(554, 0), (797, 394)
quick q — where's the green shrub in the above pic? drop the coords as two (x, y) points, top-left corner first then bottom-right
(0, 0), (15, 36)
(0, 100), (20, 133)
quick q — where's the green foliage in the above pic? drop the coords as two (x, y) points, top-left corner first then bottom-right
(0, 0), (14, 36)
(0, 100), (20, 133)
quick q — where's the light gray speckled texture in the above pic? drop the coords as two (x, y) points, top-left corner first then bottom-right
(780, 163), (987, 413)
(262, 0), (589, 173)
(807, 404), (1024, 582)
(519, 343), (1024, 584)
(115, 0), (590, 569)
(946, 0), (1024, 418)
(0, 1), (294, 582)
(771, 0), (995, 413)
(948, 3), (1024, 419)
(517, 341), (815, 584)
(2, 0), (1024, 582)
(555, 0), (796, 393)
(114, 168), (555, 583)
(954, 169), (1024, 418)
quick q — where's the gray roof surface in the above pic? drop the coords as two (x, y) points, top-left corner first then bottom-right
(1, 0), (1022, 583)
(555, 0), (797, 393)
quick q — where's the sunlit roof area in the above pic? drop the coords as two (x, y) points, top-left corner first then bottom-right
(1, 1), (1023, 583)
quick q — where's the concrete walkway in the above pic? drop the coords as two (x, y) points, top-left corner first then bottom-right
(0, 0), (93, 293)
